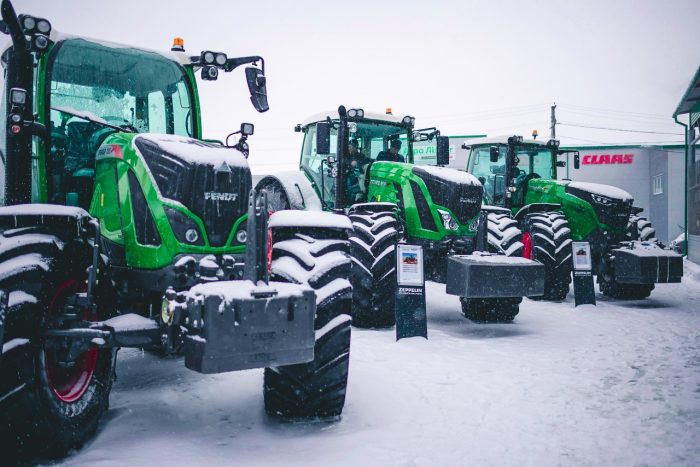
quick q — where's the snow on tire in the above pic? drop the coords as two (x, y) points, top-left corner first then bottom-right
(348, 207), (399, 328)
(0, 226), (115, 459)
(626, 215), (657, 242)
(486, 211), (524, 256)
(522, 212), (573, 301)
(265, 225), (352, 418)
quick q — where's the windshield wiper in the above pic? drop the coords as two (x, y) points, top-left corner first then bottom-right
(51, 106), (137, 133)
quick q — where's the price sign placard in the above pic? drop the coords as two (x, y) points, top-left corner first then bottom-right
(571, 242), (596, 307)
(395, 244), (427, 340)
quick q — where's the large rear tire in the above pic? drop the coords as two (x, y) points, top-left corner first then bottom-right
(522, 212), (572, 301)
(0, 227), (115, 459)
(265, 225), (352, 418)
(348, 206), (398, 328)
(486, 211), (524, 256)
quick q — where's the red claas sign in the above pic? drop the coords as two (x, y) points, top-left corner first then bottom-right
(581, 154), (634, 165)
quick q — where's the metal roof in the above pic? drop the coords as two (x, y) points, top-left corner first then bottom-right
(673, 64), (700, 117)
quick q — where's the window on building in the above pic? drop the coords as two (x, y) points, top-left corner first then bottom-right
(652, 174), (663, 195)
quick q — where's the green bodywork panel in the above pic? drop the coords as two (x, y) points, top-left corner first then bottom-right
(366, 162), (477, 240)
(516, 179), (627, 240)
(89, 133), (246, 270)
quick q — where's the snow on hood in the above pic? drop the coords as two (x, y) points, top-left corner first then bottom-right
(135, 134), (249, 168)
(566, 181), (632, 201)
(416, 166), (481, 186)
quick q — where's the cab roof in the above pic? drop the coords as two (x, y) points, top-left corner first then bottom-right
(462, 135), (549, 148)
(300, 110), (405, 128)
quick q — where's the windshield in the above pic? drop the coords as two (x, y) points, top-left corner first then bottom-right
(48, 39), (193, 136)
(301, 120), (409, 208)
(513, 145), (555, 179)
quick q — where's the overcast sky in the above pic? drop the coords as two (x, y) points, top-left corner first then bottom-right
(13, 0), (700, 171)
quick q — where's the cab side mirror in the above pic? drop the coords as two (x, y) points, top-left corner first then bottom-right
(574, 152), (580, 169)
(316, 122), (331, 155)
(245, 67), (269, 113)
(436, 136), (449, 166)
(489, 145), (499, 163)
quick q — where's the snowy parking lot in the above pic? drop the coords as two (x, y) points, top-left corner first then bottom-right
(60, 262), (700, 467)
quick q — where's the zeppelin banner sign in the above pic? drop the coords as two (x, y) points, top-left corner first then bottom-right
(581, 153), (634, 165)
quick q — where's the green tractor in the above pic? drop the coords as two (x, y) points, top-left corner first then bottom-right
(464, 135), (683, 300)
(0, 0), (352, 458)
(257, 107), (543, 326)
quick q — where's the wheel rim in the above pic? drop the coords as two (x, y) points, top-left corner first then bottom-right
(522, 231), (533, 259)
(44, 279), (98, 403)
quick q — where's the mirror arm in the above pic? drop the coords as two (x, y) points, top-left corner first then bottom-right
(224, 56), (265, 74)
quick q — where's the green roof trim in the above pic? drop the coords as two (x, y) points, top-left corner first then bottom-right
(561, 144), (685, 151)
(673, 64), (700, 117)
(447, 134), (487, 139)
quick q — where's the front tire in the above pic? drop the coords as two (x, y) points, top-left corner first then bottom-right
(0, 227), (115, 459)
(348, 206), (399, 328)
(460, 297), (522, 323)
(265, 224), (352, 418)
(522, 212), (572, 301)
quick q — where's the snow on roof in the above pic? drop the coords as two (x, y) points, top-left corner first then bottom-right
(269, 210), (353, 230)
(462, 135), (549, 148)
(566, 181), (633, 201)
(300, 110), (405, 128)
(135, 134), (249, 168)
(50, 30), (191, 65)
(414, 165), (481, 186)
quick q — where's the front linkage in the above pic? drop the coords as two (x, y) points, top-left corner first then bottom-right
(40, 190), (316, 374)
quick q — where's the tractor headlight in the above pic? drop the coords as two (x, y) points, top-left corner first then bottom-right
(36, 19), (51, 34)
(236, 229), (248, 243)
(203, 51), (215, 64)
(437, 209), (458, 231)
(21, 16), (36, 31)
(202, 65), (219, 80)
(215, 53), (227, 66)
(347, 108), (364, 119)
(591, 193), (613, 206)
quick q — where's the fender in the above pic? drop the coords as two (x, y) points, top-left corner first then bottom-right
(480, 204), (511, 215)
(255, 171), (323, 211)
(513, 203), (561, 223)
(348, 202), (397, 214)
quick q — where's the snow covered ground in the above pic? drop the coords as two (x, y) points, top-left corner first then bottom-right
(58, 262), (700, 466)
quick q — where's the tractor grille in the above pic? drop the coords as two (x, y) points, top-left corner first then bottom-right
(135, 137), (251, 247)
(412, 167), (483, 224)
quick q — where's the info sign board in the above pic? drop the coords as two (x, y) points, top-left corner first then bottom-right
(572, 242), (596, 307)
(395, 244), (428, 340)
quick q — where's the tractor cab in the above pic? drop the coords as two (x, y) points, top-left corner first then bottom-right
(1, 20), (268, 210)
(465, 135), (575, 210)
(295, 108), (416, 209)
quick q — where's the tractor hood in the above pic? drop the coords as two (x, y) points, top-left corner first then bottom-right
(133, 134), (252, 247)
(565, 181), (633, 203)
(411, 166), (483, 224)
(564, 180), (633, 233)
